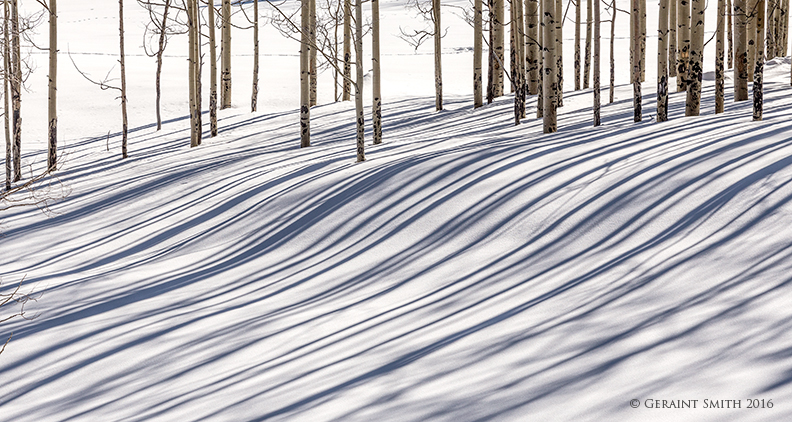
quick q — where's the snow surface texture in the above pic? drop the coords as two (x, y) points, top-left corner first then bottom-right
(1, 0), (792, 421)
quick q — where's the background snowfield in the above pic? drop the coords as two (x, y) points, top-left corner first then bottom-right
(1, 0), (792, 421)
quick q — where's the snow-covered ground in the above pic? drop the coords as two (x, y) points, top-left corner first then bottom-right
(1, 0), (792, 421)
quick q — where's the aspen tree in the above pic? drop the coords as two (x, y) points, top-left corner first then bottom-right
(474, 0), (483, 107)
(584, 0), (592, 88)
(678, 0), (690, 91)
(669, 0), (677, 77)
(593, 0), (600, 125)
(221, 0), (231, 109)
(187, 0), (201, 147)
(300, 0), (310, 147)
(309, 0), (317, 106)
(119, 0), (129, 157)
(632, 0), (642, 121)
(747, 0), (756, 79)
(3, 0), (10, 190)
(511, 0), (517, 94)
(207, 0), (217, 136)
(728, 0), (733, 68)
(372, 0), (382, 143)
(494, 0), (505, 97)
(47, 0), (57, 171)
(753, 0), (764, 120)
(685, 0), (704, 116)
(735, 0), (749, 98)
(556, 0), (563, 106)
(537, 0), (544, 118)
(343, 0), (351, 100)
(575, 0), (581, 90)
(517, 0), (526, 117)
(767, 0), (775, 58)
(527, 0), (539, 95)
(10, 0), (20, 181)
(610, 0), (616, 103)
(434, 0), (443, 110)
(716, 0), (725, 113)
(658, 0), (669, 122)
(354, 0), (365, 162)
(252, 0), (259, 112)
(543, 0), (557, 132)
(151, 0), (172, 132)
(640, 0), (646, 81)
(487, 0), (495, 102)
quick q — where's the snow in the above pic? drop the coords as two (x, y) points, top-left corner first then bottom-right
(1, 0), (792, 421)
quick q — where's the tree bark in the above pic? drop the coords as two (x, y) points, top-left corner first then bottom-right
(47, 0), (57, 171)
(537, 0), (544, 118)
(632, 0), (642, 121)
(658, 0), (669, 122)
(221, 0), (231, 109)
(767, 0), (776, 58)
(433, 0), (443, 110)
(593, 0), (600, 125)
(4, 0), (10, 190)
(372, 0), (382, 143)
(474, 0), (483, 107)
(187, 0), (200, 148)
(678, 0), (690, 91)
(610, 0), (615, 103)
(543, 0), (557, 132)
(207, 0), (217, 136)
(753, 0), (764, 120)
(735, 0), (749, 99)
(556, 0), (563, 106)
(716, 0), (725, 113)
(252, 0), (259, 112)
(640, 0), (646, 81)
(575, 0), (581, 90)
(10, 0), (21, 181)
(309, 0), (317, 106)
(527, 0), (539, 95)
(155, 1), (171, 132)
(685, 0), (704, 115)
(584, 0), (592, 88)
(728, 0), (734, 68)
(343, 0), (351, 101)
(119, 0), (129, 157)
(669, 0), (677, 77)
(494, 0), (505, 97)
(747, 0), (756, 79)
(354, 0), (365, 162)
(300, 0), (310, 147)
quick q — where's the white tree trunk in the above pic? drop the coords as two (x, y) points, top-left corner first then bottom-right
(527, 0), (539, 95)
(658, 0), (669, 122)
(735, 0), (749, 99)
(747, 0), (756, 79)
(575, 0), (581, 90)
(3, 0), (10, 190)
(252, 0), (259, 112)
(221, 0), (232, 109)
(10, 0), (21, 181)
(474, 0), (483, 107)
(207, 0), (217, 136)
(434, 0), (443, 110)
(494, 0), (505, 97)
(309, 0), (317, 106)
(669, 0), (677, 77)
(753, 0), (765, 119)
(716, 0), (725, 113)
(610, 0), (616, 103)
(593, 0), (600, 125)
(372, 0), (382, 143)
(343, 0), (351, 101)
(300, 0), (310, 147)
(685, 0), (704, 115)
(678, 0), (690, 91)
(156, 1), (171, 132)
(119, 0), (129, 157)
(47, 0), (57, 170)
(555, 0), (563, 106)
(543, 0), (557, 132)
(633, 0), (642, 121)
(585, 0), (592, 88)
(354, 0), (365, 162)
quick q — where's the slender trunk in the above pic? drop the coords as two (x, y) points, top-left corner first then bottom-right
(593, 0), (600, 125)
(640, 0), (646, 81)
(678, 0), (690, 91)
(584, 0), (592, 88)
(252, 0), (259, 112)
(610, 0), (615, 103)
(119, 0), (128, 157)
(511, 1), (517, 94)
(537, 0), (544, 118)
(753, 0), (764, 119)
(782, 0), (789, 53)
(207, 0), (217, 136)
(747, 0), (756, 79)
(434, 0), (442, 110)
(474, 0), (483, 107)
(575, 0), (581, 90)
(156, 1), (170, 131)
(10, 0), (20, 181)
(658, 0), (668, 122)
(543, 0), (557, 132)
(716, 0), (725, 112)
(3, 0), (10, 190)
(488, 0), (494, 103)
(735, 0), (749, 98)
(556, 0), (563, 106)
(685, 0), (704, 115)
(187, 0), (200, 147)
(767, 0), (775, 58)
(372, 0), (382, 143)
(632, 0), (642, 121)
(354, 0), (365, 162)
(343, 0), (351, 100)
(517, 0), (526, 117)
(527, 0), (539, 95)
(334, 1), (340, 101)
(300, 0), (310, 147)
(221, 0), (231, 109)
(309, 0), (317, 106)
(728, 0), (734, 68)
(669, 0), (677, 77)
(47, 0), (57, 171)
(494, 0), (504, 97)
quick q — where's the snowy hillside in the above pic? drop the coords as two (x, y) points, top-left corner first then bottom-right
(2, 0), (792, 421)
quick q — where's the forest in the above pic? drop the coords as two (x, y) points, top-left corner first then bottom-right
(1, 0), (792, 421)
